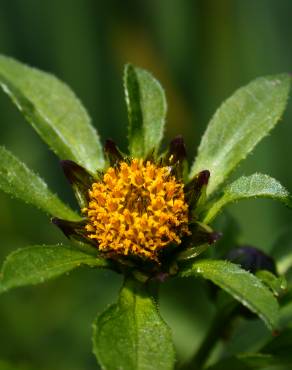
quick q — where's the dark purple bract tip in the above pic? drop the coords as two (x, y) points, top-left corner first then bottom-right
(169, 135), (187, 162)
(104, 139), (123, 162)
(60, 160), (83, 184)
(198, 170), (210, 186)
(105, 139), (117, 153)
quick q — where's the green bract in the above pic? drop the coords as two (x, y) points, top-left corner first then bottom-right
(0, 55), (291, 370)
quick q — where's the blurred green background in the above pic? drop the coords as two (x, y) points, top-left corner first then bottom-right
(1, 1), (292, 369)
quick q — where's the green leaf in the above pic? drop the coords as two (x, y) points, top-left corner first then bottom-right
(278, 302), (292, 330)
(93, 278), (175, 370)
(190, 74), (291, 196)
(0, 244), (108, 293)
(207, 353), (292, 370)
(256, 270), (287, 297)
(203, 173), (292, 224)
(124, 64), (167, 158)
(0, 55), (104, 173)
(263, 328), (292, 356)
(271, 229), (292, 274)
(0, 146), (79, 220)
(179, 259), (279, 330)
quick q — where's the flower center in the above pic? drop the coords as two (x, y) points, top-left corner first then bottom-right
(83, 159), (190, 261)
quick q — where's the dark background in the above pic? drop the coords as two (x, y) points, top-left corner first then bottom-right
(0, 1), (292, 369)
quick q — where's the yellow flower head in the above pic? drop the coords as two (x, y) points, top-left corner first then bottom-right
(83, 159), (190, 261)
(53, 138), (218, 274)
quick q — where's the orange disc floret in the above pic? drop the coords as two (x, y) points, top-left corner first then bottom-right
(83, 159), (190, 261)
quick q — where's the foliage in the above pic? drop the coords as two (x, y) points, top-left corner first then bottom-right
(0, 55), (291, 370)
(93, 278), (175, 370)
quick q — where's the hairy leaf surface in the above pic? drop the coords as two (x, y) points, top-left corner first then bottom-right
(0, 146), (79, 220)
(124, 64), (167, 157)
(0, 55), (104, 173)
(190, 74), (290, 196)
(180, 259), (279, 330)
(93, 278), (175, 370)
(204, 173), (292, 223)
(0, 244), (107, 293)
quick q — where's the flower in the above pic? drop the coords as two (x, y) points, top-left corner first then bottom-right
(83, 159), (190, 261)
(52, 137), (220, 275)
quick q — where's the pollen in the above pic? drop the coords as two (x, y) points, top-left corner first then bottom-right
(83, 159), (190, 261)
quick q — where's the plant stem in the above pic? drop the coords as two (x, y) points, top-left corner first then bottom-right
(181, 301), (237, 370)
